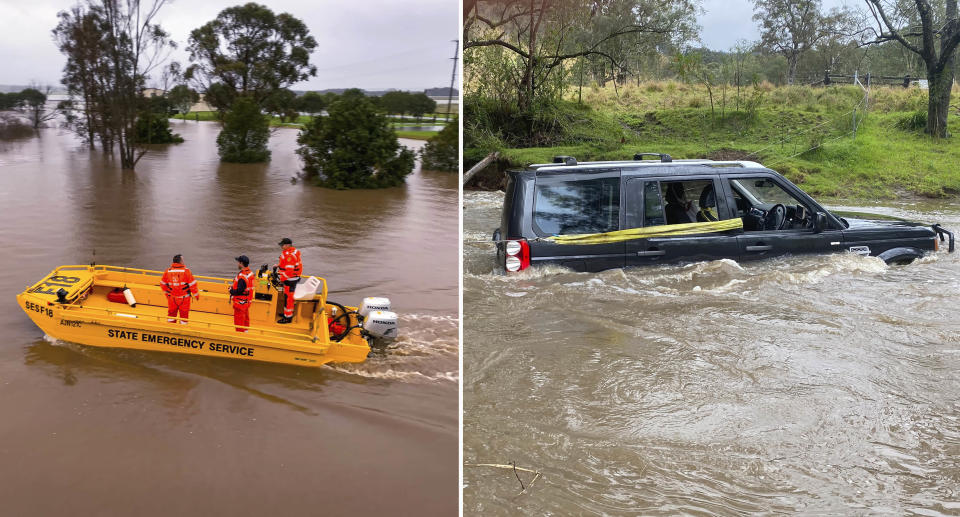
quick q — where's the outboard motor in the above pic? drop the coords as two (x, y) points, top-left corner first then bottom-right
(362, 310), (398, 340)
(359, 297), (391, 318)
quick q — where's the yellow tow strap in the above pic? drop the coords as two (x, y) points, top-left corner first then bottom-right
(545, 218), (743, 245)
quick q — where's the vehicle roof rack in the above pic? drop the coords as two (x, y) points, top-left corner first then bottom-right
(527, 158), (765, 170)
(634, 152), (671, 162)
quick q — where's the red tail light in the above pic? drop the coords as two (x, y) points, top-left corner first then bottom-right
(504, 239), (530, 272)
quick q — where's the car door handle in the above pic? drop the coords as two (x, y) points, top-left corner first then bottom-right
(745, 244), (772, 252)
(637, 248), (666, 257)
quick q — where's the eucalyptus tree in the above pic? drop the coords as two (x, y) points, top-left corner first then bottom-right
(862, 0), (960, 137)
(53, 0), (176, 169)
(185, 3), (317, 107)
(464, 0), (699, 111)
(185, 2), (317, 161)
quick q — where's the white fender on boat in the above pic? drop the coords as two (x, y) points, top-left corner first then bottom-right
(122, 288), (137, 307)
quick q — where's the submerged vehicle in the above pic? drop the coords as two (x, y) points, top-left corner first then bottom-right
(494, 154), (954, 273)
(17, 265), (398, 367)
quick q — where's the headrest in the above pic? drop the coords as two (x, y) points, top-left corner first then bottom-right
(699, 184), (716, 208)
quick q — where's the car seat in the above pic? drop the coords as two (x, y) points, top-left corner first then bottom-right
(697, 184), (718, 222)
(664, 182), (692, 224)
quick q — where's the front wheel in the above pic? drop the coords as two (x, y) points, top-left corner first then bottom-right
(877, 247), (924, 265)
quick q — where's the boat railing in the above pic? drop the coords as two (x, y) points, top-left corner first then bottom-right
(57, 301), (329, 345)
(55, 264), (329, 306)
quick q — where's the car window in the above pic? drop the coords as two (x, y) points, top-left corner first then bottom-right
(533, 177), (620, 235)
(730, 177), (813, 232)
(731, 178), (801, 206)
(642, 179), (718, 226)
(643, 182), (665, 226)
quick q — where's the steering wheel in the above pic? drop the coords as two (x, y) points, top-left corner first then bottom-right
(268, 266), (282, 290)
(764, 204), (787, 230)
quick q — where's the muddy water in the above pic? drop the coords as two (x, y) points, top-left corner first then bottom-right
(0, 121), (457, 515)
(464, 191), (960, 515)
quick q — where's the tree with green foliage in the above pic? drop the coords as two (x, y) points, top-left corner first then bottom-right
(408, 92), (437, 120)
(752, 0), (828, 85)
(263, 88), (299, 123)
(135, 113), (183, 143)
(16, 88), (58, 129)
(380, 90), (410, 117)
(464, 0), (698, 111)
(135, 94), (181, 143)
(185, 3), (317, 107)
(217, 95), (270, 162)
(0, 92), (19, 110)
(862, 0), (960, 137)
(53, 0), (176, 169)
(167, 84), (199, 115)
(204, 82), (236, 114)
(296, 91), (326, 117)
(297, 90), (415, 189)
(420, 119), (458, 172)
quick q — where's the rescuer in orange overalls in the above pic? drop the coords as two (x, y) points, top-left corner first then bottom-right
(274, 237), (302, 324)
(229, 255), (256, 332)
(160, 254), (198, 324)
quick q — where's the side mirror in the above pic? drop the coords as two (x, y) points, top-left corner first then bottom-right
(813, 212), (827, 233)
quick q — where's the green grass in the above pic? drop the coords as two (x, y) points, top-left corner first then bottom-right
(171, 111), (445, 139)
(467, 83), (960, 199)
(395, 130), (439, 140)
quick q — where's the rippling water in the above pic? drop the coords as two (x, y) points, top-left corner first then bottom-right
(0, 122), (457, 515)
(463, 190), (960, 515)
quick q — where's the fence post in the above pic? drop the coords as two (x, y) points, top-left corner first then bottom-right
(852, 107), (857, 140)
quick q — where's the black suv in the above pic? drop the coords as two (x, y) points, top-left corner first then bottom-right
(493, 154), (954, 273)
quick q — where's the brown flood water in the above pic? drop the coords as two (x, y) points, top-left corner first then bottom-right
(464, 190), (960, 515)
(0, 121), (458, 515)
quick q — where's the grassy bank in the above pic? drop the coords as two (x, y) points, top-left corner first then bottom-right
(172, 111), (440, 140)
(466, 82), (960, 199)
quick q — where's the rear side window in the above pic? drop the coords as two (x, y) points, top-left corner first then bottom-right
(534, 177), (620, 235)
(643, 182), (666, 226)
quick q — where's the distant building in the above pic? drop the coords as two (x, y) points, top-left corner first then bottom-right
(143, 88), (166, 98)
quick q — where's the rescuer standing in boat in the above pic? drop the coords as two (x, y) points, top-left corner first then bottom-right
(229, 255), (256, 332)
(274, 238), (302, 324)
(160, 254), (198, 324)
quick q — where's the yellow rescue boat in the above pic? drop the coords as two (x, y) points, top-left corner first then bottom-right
(16, 265), (399, 367)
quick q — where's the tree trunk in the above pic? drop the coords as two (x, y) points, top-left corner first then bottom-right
(927, 66), (953, 137)
(786, 54), (799, 86)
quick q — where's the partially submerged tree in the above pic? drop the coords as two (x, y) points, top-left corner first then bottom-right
(217, 95), (270, 162)
(186, 2), (316, 161)
(862, 0), (960, 137)
(14, 87), (58, 129)
(420, 119), (458, 172)
(297, 90), (415, 189)
(53, 0), (177, 169)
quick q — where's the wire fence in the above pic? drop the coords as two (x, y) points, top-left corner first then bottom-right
(751, 72), (871, 166)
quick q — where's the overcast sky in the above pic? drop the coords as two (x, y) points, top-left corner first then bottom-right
(0, 0), (458, 91)
(698, 0), (863, 50)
